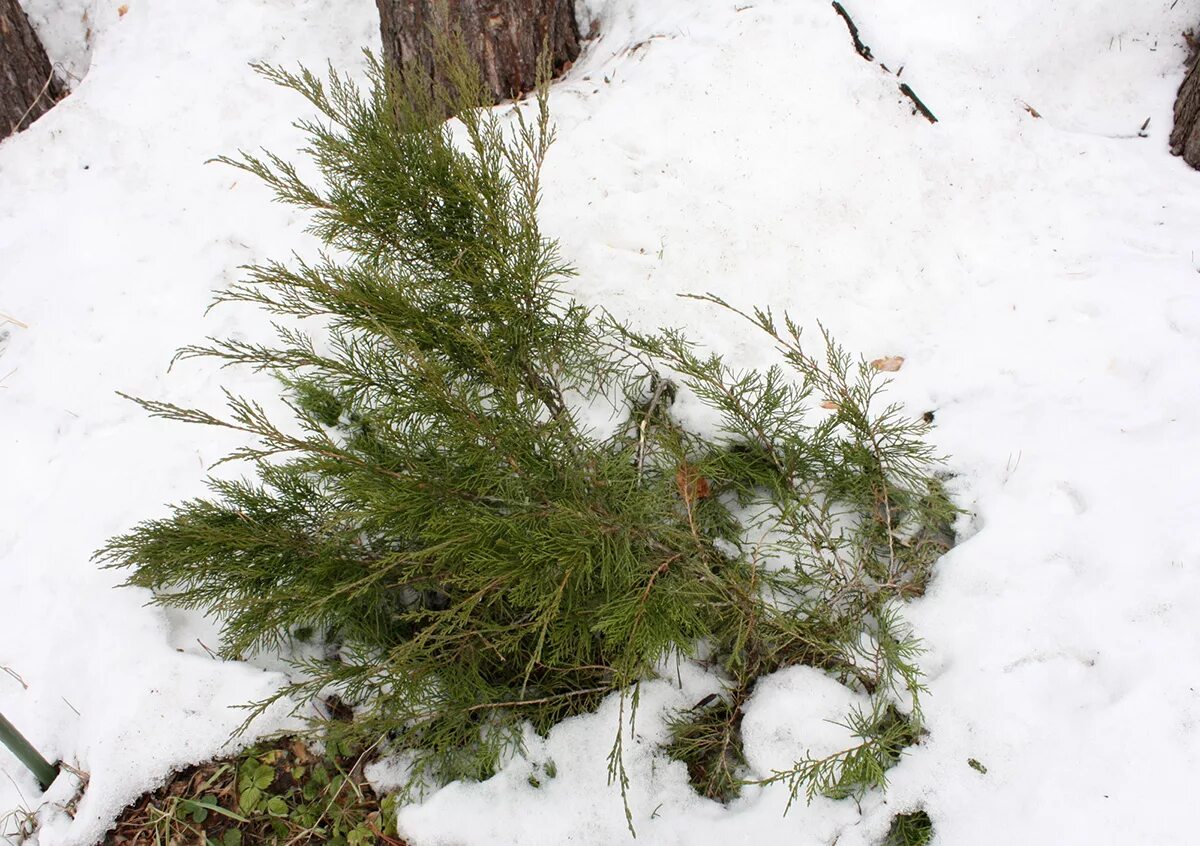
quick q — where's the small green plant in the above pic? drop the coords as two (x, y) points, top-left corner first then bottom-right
(525, 758), (558, 789)
(108, 738), (399, 845)
(97, 31), (954, 823)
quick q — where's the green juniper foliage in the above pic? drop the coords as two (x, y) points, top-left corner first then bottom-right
(883, 809), (934, 846)
(97, 37), (955, 817)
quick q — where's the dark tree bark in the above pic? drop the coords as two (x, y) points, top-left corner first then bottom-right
(376, 0), (580, 104)
(0, 0), (66, 140)
(1171, 33), (1200, 169)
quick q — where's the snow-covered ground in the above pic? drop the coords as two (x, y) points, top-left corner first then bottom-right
(3, 0), (1200, 843)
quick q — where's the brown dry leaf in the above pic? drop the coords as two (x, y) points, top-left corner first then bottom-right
(871, 355), (905, 372)
(290, 739), (311, 762)
(820, 400), (840, 410)
(1020, 100), (1041, 119)
(675, 464), (711, 503)
(117, 4), (129, 17)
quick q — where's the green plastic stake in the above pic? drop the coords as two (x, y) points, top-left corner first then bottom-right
(0, 712), (58, 790)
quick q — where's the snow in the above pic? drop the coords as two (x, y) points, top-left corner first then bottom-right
(3, 0), (1200, 843)
(739, 666), (867, 777)
(21, 0), (96, 86)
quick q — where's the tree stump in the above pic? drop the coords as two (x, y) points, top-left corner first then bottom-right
(1171, 33), (1200, 169)
(375, 0), (581, 104)
(0, 0), (66, 140)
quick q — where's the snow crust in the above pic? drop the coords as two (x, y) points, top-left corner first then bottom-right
(21, 0), (98, 85)
(3, 0), (1200, 843)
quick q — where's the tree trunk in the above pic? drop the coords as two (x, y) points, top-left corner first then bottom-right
(0, 0), (66, 139)
(1171, 34), (1200, 169)
(376, 0), (581, 104)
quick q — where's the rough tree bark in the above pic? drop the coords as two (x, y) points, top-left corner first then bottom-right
(1171, 32), (1200, 169)
(0, 0), (66, 140)
(376, 0), (581, 104)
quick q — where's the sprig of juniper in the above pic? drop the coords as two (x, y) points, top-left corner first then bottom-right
(96, 31), (955, 825)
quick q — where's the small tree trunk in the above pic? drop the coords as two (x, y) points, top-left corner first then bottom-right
(376, 0), (580, 104)
(1171, 34), (1200, 169)
(0, 0), (66, 139)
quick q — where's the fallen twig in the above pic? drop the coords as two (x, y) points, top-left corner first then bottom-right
(636, 376), (674, 483)
(831, 3), (939, 126)
(832, 2), (873, 61)
(900, 83), (938, 123)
